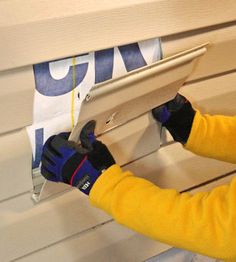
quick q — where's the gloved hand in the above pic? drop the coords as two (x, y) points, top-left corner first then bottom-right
(152, 93), (196, 144)
(41, 120), (115, 195)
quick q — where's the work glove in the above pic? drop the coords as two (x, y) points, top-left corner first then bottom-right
(41, 120), (115, 195)
(152, 93), (196, 144)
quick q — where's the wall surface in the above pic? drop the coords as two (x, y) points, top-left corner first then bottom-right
(0, 1), (236, 261)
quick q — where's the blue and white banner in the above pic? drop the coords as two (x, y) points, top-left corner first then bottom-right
(27, 38), (162, 171)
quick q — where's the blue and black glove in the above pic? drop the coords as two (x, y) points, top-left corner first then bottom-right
(152, 93), (196, 144)
(41, 120), (115, 195)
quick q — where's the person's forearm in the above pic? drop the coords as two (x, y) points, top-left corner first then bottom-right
(185, 110), (236, 163)
(90, 165), (236, 261)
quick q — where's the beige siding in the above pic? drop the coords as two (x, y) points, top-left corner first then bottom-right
(162, 23), (236, 81)
(161, 70), (236, 145)
(1, 0), (236, 71)
(0, 66), (34, 134)
(181, 71), (236, 115)
(17, 220), (170, 262)
(0, 128), (32, 201)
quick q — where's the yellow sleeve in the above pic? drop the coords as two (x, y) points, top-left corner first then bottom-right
(185, 110), (236, 163)
(90, 165), (236, 261)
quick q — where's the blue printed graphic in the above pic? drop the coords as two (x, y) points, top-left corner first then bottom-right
(33, 55), (89, 96)
(118, 43), (147, 71)
(95, 48), (114, 84)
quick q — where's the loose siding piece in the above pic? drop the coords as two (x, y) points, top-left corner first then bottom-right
(41, 68), (236, 199)
(74, 44), (207, 135)
(43, 60), (234, 200)
(1, 0), (236, 71)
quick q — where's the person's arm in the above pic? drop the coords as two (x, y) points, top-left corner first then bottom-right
(41, 116), (236, 261)
(152, 93), (236, 163)
(90, 165), (236, 261)
(186, 110), (236, 163)
(90, 95), (236, 260)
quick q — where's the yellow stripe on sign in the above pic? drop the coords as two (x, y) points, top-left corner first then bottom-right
(71, 57), (76, 128)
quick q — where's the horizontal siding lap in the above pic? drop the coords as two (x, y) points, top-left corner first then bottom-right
(1, 0), (236, 70)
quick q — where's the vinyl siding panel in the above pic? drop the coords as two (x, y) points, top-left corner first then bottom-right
(0, 128), (32, 201)
(0, 66), (34, 134)
(162, 23), (236, 81)
(1, 0), (236, 71)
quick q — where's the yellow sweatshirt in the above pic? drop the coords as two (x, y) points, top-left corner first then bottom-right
(89, 110), (236, 261)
